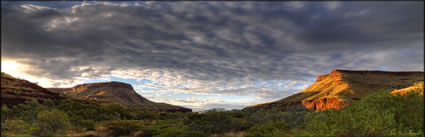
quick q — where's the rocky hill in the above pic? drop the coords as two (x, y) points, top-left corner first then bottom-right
(244, 69), (424, 111)
(1, 73), (190, 112)
(48, 82), (192, 112)
(1, 72), (109, 106)
(1, 72), (65, 106)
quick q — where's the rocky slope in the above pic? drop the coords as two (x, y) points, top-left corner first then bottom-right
(1, 72), (65, 106)
(391, 82), (424, 96)
(245, 69), (424, 111)
(48, 82), (192, 112)
(1, 73), (111, 107)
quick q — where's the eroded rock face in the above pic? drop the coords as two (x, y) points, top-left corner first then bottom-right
(316, 74), (329, 82)
(391, 82), (424, 96)
(302, 98), (349, 111)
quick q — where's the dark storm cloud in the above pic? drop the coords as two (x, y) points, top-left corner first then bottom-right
(1, 1), (424, 84)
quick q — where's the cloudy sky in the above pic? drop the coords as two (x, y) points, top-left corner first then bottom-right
(1, 1), (423, 111)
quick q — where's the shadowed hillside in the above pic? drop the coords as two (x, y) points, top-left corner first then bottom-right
(1, 73), (110, 106)
(48, 82), (192, 112)
(1, 72), (65, 106)
(245, 69), (424, 111)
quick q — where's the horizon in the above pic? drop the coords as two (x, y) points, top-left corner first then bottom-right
(3, 68), (424, 112)
(1, 1), (424, 111)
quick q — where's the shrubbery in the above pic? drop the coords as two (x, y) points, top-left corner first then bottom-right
(244, 121), (289, 137)
(1, 87), (423, 137)
(96, 120), (144, 136)
(31, 109), (71, 137)
(304, 90), (424, 137)
(184, 110), (246, 135)
(3, 119), (29, 134)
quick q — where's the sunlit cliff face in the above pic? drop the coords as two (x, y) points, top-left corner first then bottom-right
(1, 1), (423, 111)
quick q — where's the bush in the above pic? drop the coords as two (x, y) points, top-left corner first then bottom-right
(133, 128), (154, 137)
(184, 110), (245, 135)
(95, 120), (144, 136)
(155, 126), (205, 137)
(3, 119), (30, 134)
(1, 105), (10, 124)
(31, 109), (71, 137)
(244, 121), (289, 137)
(244, 105), (310, 129)
(304, 90), (424, 137)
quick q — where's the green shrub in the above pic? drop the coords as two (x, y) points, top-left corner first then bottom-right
(244, 121), (289, 137)
(1, 132), (34, 137)
(31, 109), (71, 137)
(96, 120), (144, 136)
(156, 126), (205, 137)
(3, 119), (30, 134)
(184, 110), (245, 135)
(304, 90), (424, 137)
(133, 128), (154, 137)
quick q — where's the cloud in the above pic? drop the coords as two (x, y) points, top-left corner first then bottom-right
(1, 1), (423, 110)
(324, 2), (341, 10)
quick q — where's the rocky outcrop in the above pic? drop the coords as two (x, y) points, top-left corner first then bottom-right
(245, 69), (424, 111)
(301, 97), (349, 110)
(391, 82), (424, 96)
(315, 74), (330, 82)
(49, 82), (192, 112)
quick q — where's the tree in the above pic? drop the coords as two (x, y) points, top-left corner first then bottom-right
(23, 99), (44, 123)
(3, 119), (29, 134)
(32, 109), (71, 137)
(244, 121), (289, 137)
(42, 99), (55, 108)
(1, 105), (10, 124)
(95, 120), (144, 136)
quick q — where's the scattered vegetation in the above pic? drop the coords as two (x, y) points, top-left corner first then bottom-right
(1, 84), (423, 137)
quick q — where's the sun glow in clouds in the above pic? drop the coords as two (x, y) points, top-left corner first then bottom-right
(1, 59), (80, 88)
(1, 60), (53, 87)
(1, 60), (28, 75)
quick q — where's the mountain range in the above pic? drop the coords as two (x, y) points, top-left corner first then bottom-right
(2, 69), (423, 113)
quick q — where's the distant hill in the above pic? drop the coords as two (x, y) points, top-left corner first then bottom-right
(1, 72), (109, 106)
(1, 72), (65, 106)
(1, 72), (190, 112)
(48, 82), (192, 112)
(244, 69), (424, 111)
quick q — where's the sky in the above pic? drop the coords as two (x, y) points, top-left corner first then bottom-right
(1, 1), (424, 111)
